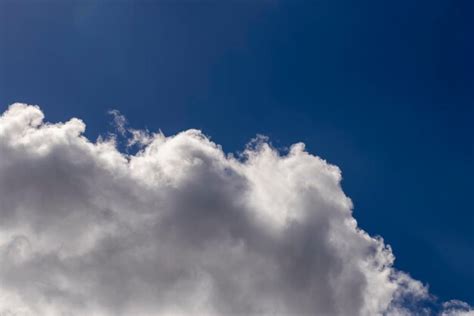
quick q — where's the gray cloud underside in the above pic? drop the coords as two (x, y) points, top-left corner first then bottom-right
(0, 104), (471, 316)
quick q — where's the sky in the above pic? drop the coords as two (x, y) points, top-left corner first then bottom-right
(0, 0), (473, 314)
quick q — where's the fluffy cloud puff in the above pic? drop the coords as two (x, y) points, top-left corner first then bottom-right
(0, 103), (471, 316)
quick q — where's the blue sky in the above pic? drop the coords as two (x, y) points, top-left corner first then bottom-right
(1, 0), (472, 307)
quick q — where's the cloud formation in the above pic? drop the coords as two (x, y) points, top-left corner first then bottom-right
(0, 103), (471, 316)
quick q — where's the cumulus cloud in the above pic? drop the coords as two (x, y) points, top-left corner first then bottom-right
(0, 103), (471, 316)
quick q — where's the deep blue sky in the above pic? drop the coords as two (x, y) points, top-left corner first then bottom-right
(1, 0), (472, 305)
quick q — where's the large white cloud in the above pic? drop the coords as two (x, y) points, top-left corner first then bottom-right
(0, 103), (471, 316)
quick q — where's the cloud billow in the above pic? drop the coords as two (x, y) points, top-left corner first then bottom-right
(0, 103), (471, 316)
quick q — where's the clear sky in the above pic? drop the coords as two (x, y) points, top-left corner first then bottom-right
(1, 0), (473, 308)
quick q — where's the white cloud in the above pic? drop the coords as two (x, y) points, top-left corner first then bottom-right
(108, 109), (127, 136)
(0, 103), (470, 315)
(441, 301), (474, 316)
